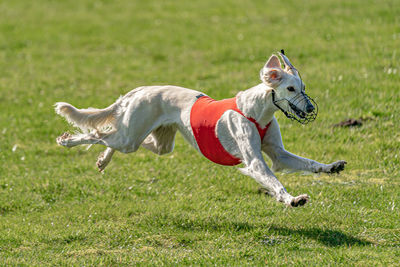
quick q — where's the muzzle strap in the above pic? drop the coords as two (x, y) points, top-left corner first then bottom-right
(271, 90), (291, 118)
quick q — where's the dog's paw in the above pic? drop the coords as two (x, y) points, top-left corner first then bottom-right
(327, 160), (347, 174)
(56, 132), (71, 146)
(96, 152), (107, 172)
(290, 194), (310, 207)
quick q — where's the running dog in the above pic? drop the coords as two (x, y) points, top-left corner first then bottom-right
(55, 51), (346, 207)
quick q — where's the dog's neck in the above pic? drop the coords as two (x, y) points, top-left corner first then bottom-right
(236, 83), (278, 128)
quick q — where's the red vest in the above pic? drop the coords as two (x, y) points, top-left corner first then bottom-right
(190, 95), (271, 166)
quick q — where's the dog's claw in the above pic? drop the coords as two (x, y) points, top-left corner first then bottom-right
(290, 194), (309, 207)
(328, 160), (347, 174)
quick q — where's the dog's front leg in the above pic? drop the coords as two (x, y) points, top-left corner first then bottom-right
(218, 112), (309, 207)
(238, 154), (309, 207)
(262, 118), (346, 174)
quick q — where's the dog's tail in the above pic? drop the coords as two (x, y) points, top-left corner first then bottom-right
(55, 101), (119, 132)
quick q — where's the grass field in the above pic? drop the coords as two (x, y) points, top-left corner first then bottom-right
(0, 0), (399, 265)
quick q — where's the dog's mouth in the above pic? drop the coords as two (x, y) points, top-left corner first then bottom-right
(289, 102), (307, 119)
(272, 91), (318, 124)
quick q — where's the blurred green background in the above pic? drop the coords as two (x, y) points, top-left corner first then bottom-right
(0, 0), (399, 265)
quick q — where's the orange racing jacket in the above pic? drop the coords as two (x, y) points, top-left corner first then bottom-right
(190, 95), (271, 166)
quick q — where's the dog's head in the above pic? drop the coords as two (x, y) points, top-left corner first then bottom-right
(259, 52), (317, 124)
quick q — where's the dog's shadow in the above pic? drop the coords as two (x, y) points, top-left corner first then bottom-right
(266, 225), (372, 247)
(172, 217), (371, 247)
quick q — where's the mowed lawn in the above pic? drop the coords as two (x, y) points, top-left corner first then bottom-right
(0, 0), (399, 265)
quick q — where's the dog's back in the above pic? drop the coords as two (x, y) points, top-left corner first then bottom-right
(55, 85), (202, 134)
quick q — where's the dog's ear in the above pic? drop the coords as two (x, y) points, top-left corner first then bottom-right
(264, 55), (282, 69)
(260, 55), (283, 85)
(262, 68), (282, 85)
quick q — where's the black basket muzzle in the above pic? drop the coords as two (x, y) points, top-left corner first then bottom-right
(272, 90), (318, 124)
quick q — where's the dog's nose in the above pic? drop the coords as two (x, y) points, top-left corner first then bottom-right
(306, 104), (315, 113)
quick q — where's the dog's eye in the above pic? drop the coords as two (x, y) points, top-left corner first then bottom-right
(287, 86), (295, 92)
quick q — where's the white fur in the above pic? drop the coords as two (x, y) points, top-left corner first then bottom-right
(55, 54), (346, 207)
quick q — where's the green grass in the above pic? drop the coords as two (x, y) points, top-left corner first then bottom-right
(0, 0), (399, 265)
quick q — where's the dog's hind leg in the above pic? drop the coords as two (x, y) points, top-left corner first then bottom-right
(56, 131), (129, 151)
(94, 125), (177, 172)
(97, 147), (115, 172)
(57, 117), (169, 153)
(141, 125), (177, 155)
(57, 132), (109, 147)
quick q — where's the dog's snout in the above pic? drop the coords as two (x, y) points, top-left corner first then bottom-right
(306, 104), (315, 113)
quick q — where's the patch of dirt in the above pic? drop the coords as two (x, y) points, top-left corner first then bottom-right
(332, 117), (373, 128)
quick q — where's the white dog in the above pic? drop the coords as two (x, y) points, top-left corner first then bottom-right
(55, 52), (346, 207)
